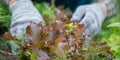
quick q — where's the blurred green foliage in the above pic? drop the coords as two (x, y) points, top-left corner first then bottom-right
(95, 15), (120, 39)
(95, 15), (120, 60)
(107, 22), (120, 28)
(34, 2), (55, 25)
(0, 4), (11, 34)
(101, 34), (120, 60)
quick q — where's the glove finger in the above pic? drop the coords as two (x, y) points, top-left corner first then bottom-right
(80, 12), (94, 29)
(84, 22), (98, 37)
(71, 6), (85, 22)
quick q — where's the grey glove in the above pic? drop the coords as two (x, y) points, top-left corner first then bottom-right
(71, 4), (105, 37)
(9, 0), (45, 38)
(8, 0), (45, 55)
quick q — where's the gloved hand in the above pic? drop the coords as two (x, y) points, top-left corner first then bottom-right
(71, 3), (105, 37)
(9, 0), (45, 38)
(5, 0), (45, 55)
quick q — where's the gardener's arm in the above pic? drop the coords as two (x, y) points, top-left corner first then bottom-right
(98, 0), (119, 18)
(71, 0), (119, 37)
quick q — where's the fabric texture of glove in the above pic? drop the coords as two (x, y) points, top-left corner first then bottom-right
(71, 3), (105, 37)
